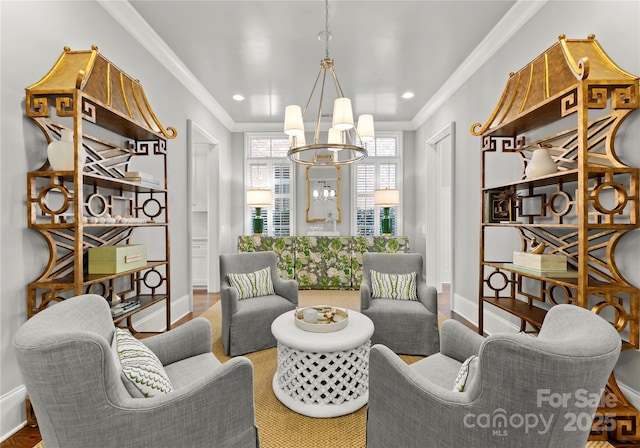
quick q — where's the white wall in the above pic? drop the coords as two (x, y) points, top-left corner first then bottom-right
(412, 0), (640, 406)
(0, 1), (232, 438)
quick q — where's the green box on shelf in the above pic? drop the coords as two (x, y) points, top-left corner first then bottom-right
(89, 245), (147, 274)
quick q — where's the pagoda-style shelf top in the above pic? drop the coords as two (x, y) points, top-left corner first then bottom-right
(25, 45), (176, 141)
(472, 35), (639, 137)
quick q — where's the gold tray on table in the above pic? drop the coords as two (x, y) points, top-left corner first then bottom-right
(294, 306), (349, 333)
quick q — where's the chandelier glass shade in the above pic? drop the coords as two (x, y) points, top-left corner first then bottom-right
(284, 1), (374, 167)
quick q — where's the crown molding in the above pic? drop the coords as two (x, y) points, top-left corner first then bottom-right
(97, 0), (236, 131)
(411, 0), (548, 129)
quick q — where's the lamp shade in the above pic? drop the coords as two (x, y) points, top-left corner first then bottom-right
(332, 97), (354, 130)
(327, 127), (342, 146)
(284, 105), (305, 136)
(357, 114), (375, 142)
(246, 189), (273, 207)
(373, 189), (400, 206)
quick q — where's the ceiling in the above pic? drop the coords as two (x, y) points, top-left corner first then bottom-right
(123, 1), (521, 129)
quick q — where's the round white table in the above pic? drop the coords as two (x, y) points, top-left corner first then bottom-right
(271, 309), (374, 418)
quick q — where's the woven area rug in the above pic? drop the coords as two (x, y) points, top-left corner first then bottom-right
(31, 290), (617, 448)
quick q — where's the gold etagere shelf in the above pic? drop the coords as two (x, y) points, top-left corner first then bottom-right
(472, 35), (640, 443)
(24, 46), (176, 334)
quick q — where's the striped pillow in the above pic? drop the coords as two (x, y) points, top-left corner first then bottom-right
(228, 266), (275, 299)
(370, 270), (418, 300)
(114, 328), (173, 398)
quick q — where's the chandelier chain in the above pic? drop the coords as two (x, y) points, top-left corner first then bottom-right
(324, 0), (330, 58)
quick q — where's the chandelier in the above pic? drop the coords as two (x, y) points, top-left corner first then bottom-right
(284, 0), (374, 166)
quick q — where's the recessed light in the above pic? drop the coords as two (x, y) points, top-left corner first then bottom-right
(401, 91), (414, 99)
(232, 94), (245, 101)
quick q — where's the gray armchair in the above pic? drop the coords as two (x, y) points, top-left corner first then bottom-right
(220, 251), (298, 356)
(13, 294), (259, 448)
(367, 304), (622, 448)
(360, 252), (439, 355)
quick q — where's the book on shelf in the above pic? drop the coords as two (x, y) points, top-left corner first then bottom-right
(503, 263), (579, 278)
(111, 299), (141, 317)
(124, 171), (154, 181)
(129, 178), (161, 187)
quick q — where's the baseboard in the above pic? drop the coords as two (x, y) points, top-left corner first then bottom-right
(132, 293), (191, 332)
(0, 385), (28, 442)
(452, 293), (530, 335)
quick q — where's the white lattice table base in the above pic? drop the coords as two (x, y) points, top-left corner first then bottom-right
(272, 341), (371, 418)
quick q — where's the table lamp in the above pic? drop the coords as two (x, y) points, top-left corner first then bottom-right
(246, 189), (273, 235)
(374, 188), (399, 236)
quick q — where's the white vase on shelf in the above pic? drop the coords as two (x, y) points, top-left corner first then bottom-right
(525, 148), (557, 179)
(47, 129), (84, 171)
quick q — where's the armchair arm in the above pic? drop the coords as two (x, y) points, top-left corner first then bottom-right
(439, 319), (485, 362)
(272, 276), (299, 305)
(142, 317), (212, 366)
(417, 284), (437, 314)
(221, 284), (240, 316)
(368, 344), (476, 448)
(360, 281), (371, 310)
(111, 357), (258, 448)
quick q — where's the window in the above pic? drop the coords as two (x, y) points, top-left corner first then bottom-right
(352, 133), (402, 236)
(245, 135), (294, 236)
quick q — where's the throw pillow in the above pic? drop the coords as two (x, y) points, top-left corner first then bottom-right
(228, 266), (275, 299)
(370, 270), (418, 300)
(114, 328), (174, 398)
(453, 355), (478, 392)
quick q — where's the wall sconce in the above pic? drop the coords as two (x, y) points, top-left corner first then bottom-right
(246, 189), (273, 235)
(374, 188), (399, 236)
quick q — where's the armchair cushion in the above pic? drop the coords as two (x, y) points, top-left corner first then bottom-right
(114, 328), (173, 398)
(228, 266), (275, 299)
(370, 270), (417, 300)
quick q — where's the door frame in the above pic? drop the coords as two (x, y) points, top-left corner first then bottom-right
(187, 120), (220, 302)
(425, 122), (455, 299)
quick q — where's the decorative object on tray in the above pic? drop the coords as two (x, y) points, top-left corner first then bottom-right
(528, 236), (547, 254)
(525, 146), (558, 179)
(294, 306), (349, 332)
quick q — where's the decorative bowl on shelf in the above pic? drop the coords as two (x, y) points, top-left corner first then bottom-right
(294, 306), (349, 333)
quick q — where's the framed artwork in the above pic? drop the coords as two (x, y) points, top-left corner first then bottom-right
(487, 191), (510, 222)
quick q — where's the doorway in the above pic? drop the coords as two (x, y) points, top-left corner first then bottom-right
(425, 122), (455, 300)
(187, 120), (220, 300)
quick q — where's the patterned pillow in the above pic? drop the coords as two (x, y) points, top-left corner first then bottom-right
(453, 355), (478, 392)
(370, 270), (418, 300)
(228, 266), (275, 299)
(114, 328), (173, 398)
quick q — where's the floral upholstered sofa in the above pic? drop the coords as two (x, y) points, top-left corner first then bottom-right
(237, 236), (410, 290)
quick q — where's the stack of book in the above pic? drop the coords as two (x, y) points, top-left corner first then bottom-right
(110, 299), (141, 318)
(124, 171), (161, 187)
